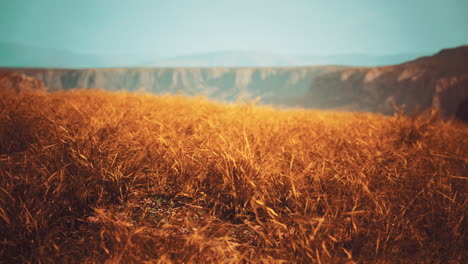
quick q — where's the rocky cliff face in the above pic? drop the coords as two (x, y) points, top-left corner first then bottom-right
(0, 72), (47, 93)
(307, 46), (468, 118)
(1, 66), (344, 104)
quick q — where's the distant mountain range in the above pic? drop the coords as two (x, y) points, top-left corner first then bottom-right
(1, 42), (430, 68)
(0, 43), (159, 68)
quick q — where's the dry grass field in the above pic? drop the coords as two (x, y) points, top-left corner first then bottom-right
(0, 89), (466, 263)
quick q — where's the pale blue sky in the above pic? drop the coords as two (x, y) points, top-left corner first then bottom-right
(2, 0), (467, 56)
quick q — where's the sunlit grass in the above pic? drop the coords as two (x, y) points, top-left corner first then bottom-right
(0, 89), (466, 263)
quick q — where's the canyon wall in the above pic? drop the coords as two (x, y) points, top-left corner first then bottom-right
(2, 66), (343, 104)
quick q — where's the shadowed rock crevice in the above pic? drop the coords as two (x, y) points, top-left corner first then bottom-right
(455, 97), (468, 122)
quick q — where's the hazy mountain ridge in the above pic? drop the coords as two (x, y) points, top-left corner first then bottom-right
(150, 51), (429, 67)
(1, 42), (428, 68)
(0, 43), (159, 68)
(0, 43), (105, 68)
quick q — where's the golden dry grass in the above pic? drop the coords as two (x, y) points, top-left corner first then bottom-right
(0, 89), (466, 263)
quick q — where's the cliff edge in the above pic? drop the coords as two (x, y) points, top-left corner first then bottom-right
(307, 46), (468, 119)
